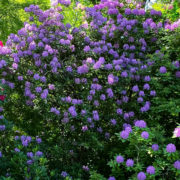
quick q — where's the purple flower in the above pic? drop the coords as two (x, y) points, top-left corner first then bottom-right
(126, 25), (132, 31)
(116, 155), (124, 163)
(27, 136), (32, 142)
(22, 140), (28, 147)
(173, 160), (180, 170)
(125, 126), (132, 133)
(141, 131), (149, 139)
(27, 152), (33, 158)
(166, 143), (176, 153)
(40, 76), (46, 83)
(48, 84), (55, 90)
(36, 137), (42, 144)
(108, 74), (115, 85)
(38, 42), (44, 47)
(42, 51), (48, 57)
(77, 64), (89, 74)
(75, 78), (80, 84)
(68, 106), (77, 117)
(132, 85), (139, 92)
(97, 127), (103, 133)
(12, 63), (18, 69)
(108, 177), (116, 180)
(82, 125), (88, 132)
(82, 165), (89, 171)
(0, 125), (5, 131)
(124, 113), (129, 120)
(146, 166), (155, 175)
(84, 46), (90, 52)
(93, 58), (105, 69)
(152, 144), (159, 151)
(33, 74), (40, 80)
(93, 110), (99, 121)
(106, 88), (114, 98)
(121, 91), (126, 95)
(137, 172), (146, 180)
(144, 76), (151, 82)
(61, 171), (68, 177)
(14, 136), (19, 140)
(121, 71), (128, 78)
(135, 120), (147, 128)
(110, 119), (117, 126)
(159, 66), (167, 74)
(125, 8), (131, 15)
(150, 90), (156, 96)
(175, 71), (180, 78)
(81, 110), (86, 116)
(0, 151), (2, 157)
(129, 111), (134, 117)
(126, 159), (134, 167)
(0, 107), (3, 112)
(17, 76), (23, 81)
(120, 130), (129, 139)
(173, 127), (180, 137)
(143, 83), (150, 90)
(100, 94), (106, 101)
(123, 44), (129, 50)
(41, 92), (48, 99)
(90, 90), (95, 95)
(137, 97), (143, 103)
(35, 151), (43, 157)
(173, 61), (179, 68)
(14, 148), (20, 152)
(117, 108), (123, 115)
(94, 100), (99, 107)
(35, 87), (42, 93)
(66, 66), (72, 72)
(27, 160), (33, 165)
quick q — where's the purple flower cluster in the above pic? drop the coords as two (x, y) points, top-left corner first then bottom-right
(116, 155), (124, 163)
(0, 125), (5, 131)
(146, 166), (155, 174)
(134, 120), (147, 128)
(159, 66), (167, 74)
(166, 143), (176, 153)
(126, 159), (134, 167)
(151, 144), (159, 151)
(20, 135), (32, 147)
(68, 106), (77, 117)
(120, 125), (133, 139)
(141, 131), (149, 139)
(50, 107), (60, 115)
(137, 172), (146, 180)
(173, 127), (180, 138)
(173, 160), (180, 170)
(108, 177), (116, 180)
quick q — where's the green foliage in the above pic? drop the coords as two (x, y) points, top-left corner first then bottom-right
(89, 171), (106, 180)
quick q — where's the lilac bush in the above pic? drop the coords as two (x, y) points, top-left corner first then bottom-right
(0, 0), (179, 179)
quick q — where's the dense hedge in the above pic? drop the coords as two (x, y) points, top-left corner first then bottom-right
(0, 0), (179, 179)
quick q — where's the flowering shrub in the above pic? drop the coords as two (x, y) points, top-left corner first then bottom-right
(0, 0), (179, 179)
